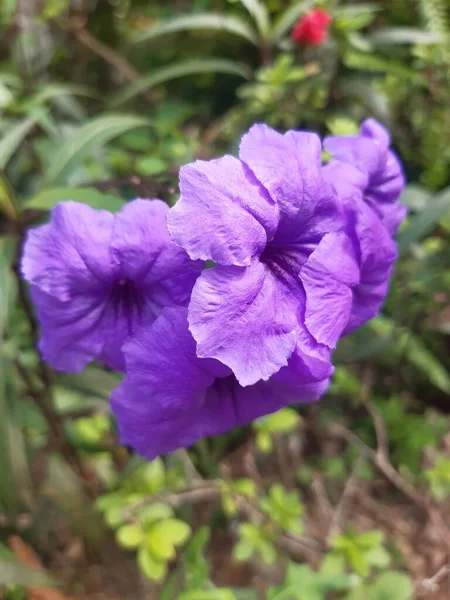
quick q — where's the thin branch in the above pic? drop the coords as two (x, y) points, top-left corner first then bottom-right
(327, 456), (365, 543)
(65, 22), (154, 103)
(416, 565), (450, 596)
(329, 422), (450, 550)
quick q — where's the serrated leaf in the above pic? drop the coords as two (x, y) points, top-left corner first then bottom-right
(24, 186), (125, 212)
(111, 58), (252, 107)
(43, 114), (150, 186)
(116, 524), (144, 549)
(397, 186), (450, 255)
(134, 13), (258, 46)
(138, 546), (167, 582)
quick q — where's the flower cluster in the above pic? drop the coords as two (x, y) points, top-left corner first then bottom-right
(22, 120), (406, 460)
(291, 8), (332, 46)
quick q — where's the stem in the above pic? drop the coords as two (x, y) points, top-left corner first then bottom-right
(12, 237), (100, 497)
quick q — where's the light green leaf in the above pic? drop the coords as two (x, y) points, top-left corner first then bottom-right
(138, 546), (167, 582)
(24, 187), (124, 212)
(138, 503), (174, 527)
(111, 59), (252, 107)
(43, 114), (150, 186)
(238, 0), (270, 37)
(147, 519), (191, 561)
(370, 27), (443, 45)
(0, 115), (37, 169)
(134, 13), (258, 46)
(397, 186), (450, 255)
(369, 572), (413, 600)
(116, 524), (145, 549)
(271, 0), (314, 42)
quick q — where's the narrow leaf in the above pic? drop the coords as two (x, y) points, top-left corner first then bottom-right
(397, 186), (450, 255)
(111, 59), (251, 107)
(370, 27), (443, 45)
(0, 558), (56, 587)
(0, 116), (37, 169)
(271, 0), (314, 42)
(134, 13), (258, 46)
(0, 171), (16, 220)
(24, 187), (124, 212)
(43, 114), (150, 186)
(238, 0), (270, 37)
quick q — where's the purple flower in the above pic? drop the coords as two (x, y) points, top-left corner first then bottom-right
(111, 307), (330, 460)
(322, 160), (397, 334)
(21, 199), (203, 372)
(324, 118), (406, 237)
(167, 124), (360, 387)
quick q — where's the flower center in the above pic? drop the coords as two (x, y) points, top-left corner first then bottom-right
(110, 278), (145, 318)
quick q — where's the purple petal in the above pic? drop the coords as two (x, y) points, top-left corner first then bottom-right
(324, 135), (381, 178)
(343, 199), (397, 333)
(239, 124), (325, 237)
(167, 156), (278, 267)
(188, 262), (299, 386)
(301, 232), (360, 347)
(111, 199), (203, 311)
(21, 202), (116, 301)
(31, 287), (109, 372)
(111, 308), (329, 460)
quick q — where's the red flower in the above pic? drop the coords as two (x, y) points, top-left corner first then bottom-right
(291, 8), (332, 46)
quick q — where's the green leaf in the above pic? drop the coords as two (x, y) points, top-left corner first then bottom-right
(147, 519), (191, 560)
(397, 186), (450, 255)
(0, 115), (37, 169)
(371, 316), (450, 394)
(116, 524), (145, 549)
(400, 184), (432, 212)
(0, 171), (16, 219)
(238, 0), (270, 37)
(138, 546), (167, 582)
(111, 59), (252, 107)
(271, 0), (314, 42)
(137, 503), (174, 527)
(134, 13), (258, 46)
(0, 558), (57, 587)
(370, 571), (414, 600)
(370, 27), (443, 45)
(24, 187), (124, 212)
(43, 114), (150, 186)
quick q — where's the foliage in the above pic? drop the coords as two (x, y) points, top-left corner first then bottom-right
(1, 0), (450, 596)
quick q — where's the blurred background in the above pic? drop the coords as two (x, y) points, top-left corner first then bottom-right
(0, 1), (449, 598)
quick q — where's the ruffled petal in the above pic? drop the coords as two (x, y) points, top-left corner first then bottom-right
(111, 308), (329, 460)
(167, 156), (278, 266)
(31, 287), (109, 372)
(112, 199), (203, 311)
(21, 202), (116, 301)
(343, 200), (397, 333)
(239, 124), (325, 237)
(110, 307), (233, 459)
(301, 232), (360, 347)
(188, 262), (299, 386)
